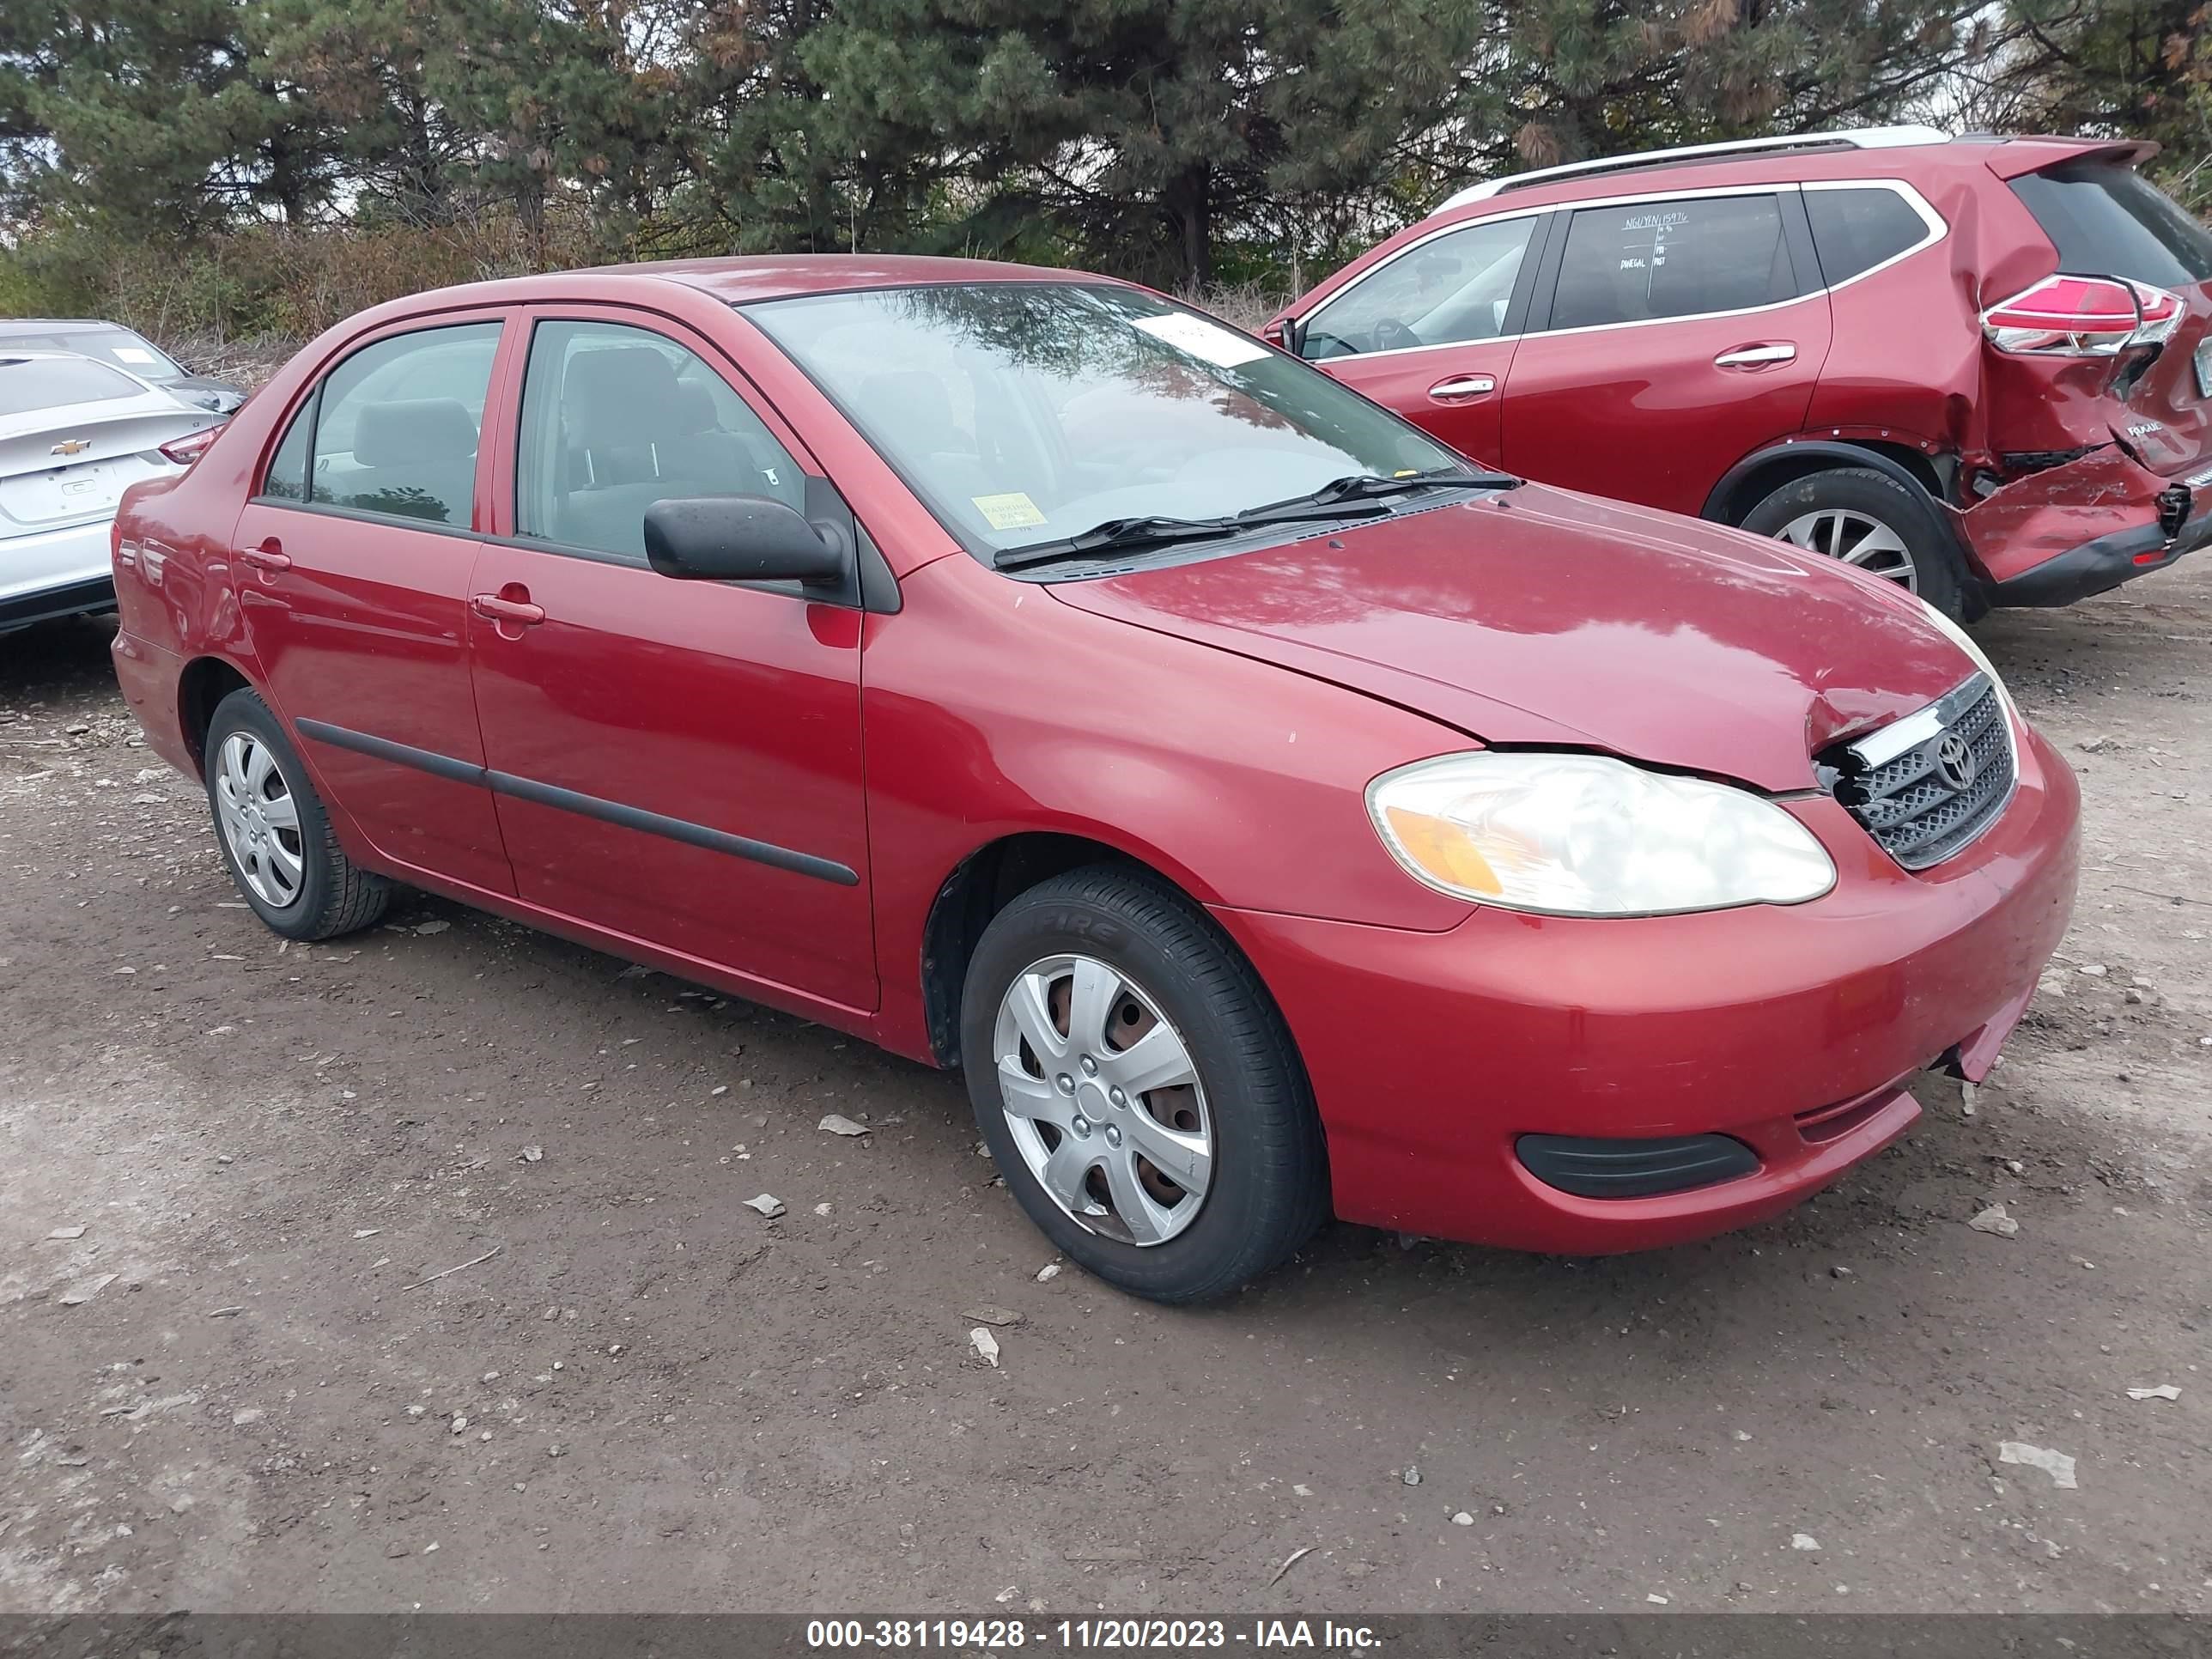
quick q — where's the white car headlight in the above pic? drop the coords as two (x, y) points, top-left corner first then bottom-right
(1367, 751), (1837, 917)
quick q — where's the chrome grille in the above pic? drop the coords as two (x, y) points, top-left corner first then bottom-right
(1826, 673), (2015, 871)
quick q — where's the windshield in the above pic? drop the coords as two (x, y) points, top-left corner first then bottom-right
(744, 282), (1464, 559)
(0, 326), (185, 384)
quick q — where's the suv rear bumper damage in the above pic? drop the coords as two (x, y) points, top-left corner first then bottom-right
(1962, 445), (2209, 608)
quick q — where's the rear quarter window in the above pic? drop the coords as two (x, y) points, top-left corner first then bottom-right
(2010, 162), (2212, 289)
(1804, 186), (1932, 284)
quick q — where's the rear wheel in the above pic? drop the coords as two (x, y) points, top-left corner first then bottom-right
(959, 865), (1328, 1304)
(1739, 465), (1966, 618)
(204, 689), (390, 940)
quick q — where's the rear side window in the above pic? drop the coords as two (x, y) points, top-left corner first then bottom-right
(2011, 162), (2212, 289)
(1549, 194), (1796, 331)
(1804, 187), (1931, 284)
(307, 323), (502, 526)
(0, 355), (142, 416)
(1300, 216), (1539, 359)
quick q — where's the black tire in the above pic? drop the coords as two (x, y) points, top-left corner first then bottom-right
(203, 688), (390, 940)
(1738, 465), (1968, 619)
(959, 863), (1328, 1304)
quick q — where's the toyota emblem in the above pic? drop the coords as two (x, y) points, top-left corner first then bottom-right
(1933, 732), (1977, 792)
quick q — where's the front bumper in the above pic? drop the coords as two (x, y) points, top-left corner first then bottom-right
(1211, 724), (2080, 1255)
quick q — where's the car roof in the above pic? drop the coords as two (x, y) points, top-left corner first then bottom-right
(1423, 131), (2157, 222)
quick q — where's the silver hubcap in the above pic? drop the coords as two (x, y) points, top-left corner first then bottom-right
(213, 731), (305, 908)
(994, 955), (1212, 1246)
(1774, 508), (1918, 590)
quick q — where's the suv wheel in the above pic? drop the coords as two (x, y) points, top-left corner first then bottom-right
(204, 688), (391, 940)
(1739, 466), (1966, 618)
(959, 865), (1328, 1304)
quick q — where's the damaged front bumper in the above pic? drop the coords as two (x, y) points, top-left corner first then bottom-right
(1961, 445), (2212, 609)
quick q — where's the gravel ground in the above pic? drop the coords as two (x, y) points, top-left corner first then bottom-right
(1, 563), (2208, 1616)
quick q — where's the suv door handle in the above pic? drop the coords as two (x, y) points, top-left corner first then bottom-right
(1713, 343), (1797, 369)
(1428, 374), (1497, 400)
(471, 592), (546, 627)
(240, 540), (292, 573)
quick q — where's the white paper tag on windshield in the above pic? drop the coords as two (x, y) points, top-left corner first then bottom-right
(112, 347), (159, 365)
(1133, 313), (1269, 369)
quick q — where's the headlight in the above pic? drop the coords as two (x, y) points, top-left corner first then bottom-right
(1367, 751), (1836, 917)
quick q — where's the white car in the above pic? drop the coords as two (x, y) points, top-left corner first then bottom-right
(2, 350), (222, 635)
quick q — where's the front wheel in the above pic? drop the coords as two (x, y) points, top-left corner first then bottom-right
(1738, 465), (1967, 619)
(959, 865), (1328, 1304)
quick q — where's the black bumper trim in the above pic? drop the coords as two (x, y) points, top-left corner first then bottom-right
(0, 576), (117, 632)
(1516, 1132), (1760, 1200)
(1990, 503), (2212, 608)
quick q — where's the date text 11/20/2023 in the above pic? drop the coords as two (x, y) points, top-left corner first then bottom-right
(805, 1619), (1382, 1650)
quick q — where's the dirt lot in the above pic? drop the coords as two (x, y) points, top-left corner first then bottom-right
(2, 563), (2208, 1618)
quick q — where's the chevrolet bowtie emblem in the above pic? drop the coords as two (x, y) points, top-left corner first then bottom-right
(51, 437), (92, 456)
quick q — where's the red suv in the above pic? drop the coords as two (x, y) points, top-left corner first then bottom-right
(111, 258), (2076, 1301)
(1267, 126), (2212, 617)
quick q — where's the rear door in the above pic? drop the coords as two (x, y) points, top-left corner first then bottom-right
(1293, 212), (1547, 465)
(1499, 188), (1832, 514)
(2002, 159), (2212, 475)
(465, 307), (875, 1012)
(228, 314), (516, 896)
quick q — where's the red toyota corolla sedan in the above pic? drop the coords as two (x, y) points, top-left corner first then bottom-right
(109, 257), (2079, 1302)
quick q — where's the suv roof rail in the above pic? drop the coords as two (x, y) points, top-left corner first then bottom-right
(1431, 125), (1954, 214)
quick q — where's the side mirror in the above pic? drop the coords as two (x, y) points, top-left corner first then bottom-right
(643, 495), (846, 586)
(1261, 319), (1286, 349)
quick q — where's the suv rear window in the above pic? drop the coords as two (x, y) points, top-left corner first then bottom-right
(1804, 187), (1930, 284)
(0, 355), (144, 416)
(2011, 161), (2212, 289)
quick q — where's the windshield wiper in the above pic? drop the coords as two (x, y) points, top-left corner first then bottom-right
(1236, 467), (1518, 521)
(993, 514), (1244, 570)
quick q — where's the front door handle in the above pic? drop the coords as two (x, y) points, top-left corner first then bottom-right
(1428, 374), (1497, 401)
(240, 539), (292, 573)
(471, 592), (546, 627)
(1713, 343), (1797, 369)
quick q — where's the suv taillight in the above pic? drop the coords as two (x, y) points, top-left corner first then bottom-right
(158, 423), (225, 467)
(1981, 274), (2183, 356)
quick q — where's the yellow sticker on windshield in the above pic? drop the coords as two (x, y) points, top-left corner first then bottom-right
(973, 492), (1048, 532)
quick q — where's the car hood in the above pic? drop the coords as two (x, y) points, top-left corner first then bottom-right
(1046, 484), (1977, 792)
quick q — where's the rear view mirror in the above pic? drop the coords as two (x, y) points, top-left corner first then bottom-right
(644, 495), (846, 586)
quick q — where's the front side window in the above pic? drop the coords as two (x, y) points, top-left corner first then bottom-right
(308, 322), (502, 526)
(1549, 193), (1796, 331)
(514, 320), (808, 563)
(745, 283), (1462, 560)
(1300, 216), (1539, 359)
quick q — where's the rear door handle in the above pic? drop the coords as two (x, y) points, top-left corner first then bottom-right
(240, 540), (292, 573)
(1713, 343), (1797, 369)
(471, 592), (546, 627)
(1428, 374), (1497, 401)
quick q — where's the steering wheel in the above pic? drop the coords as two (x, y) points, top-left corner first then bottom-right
(1370, 319), (1422, 354)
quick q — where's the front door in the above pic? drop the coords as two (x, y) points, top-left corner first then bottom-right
(230, 315), (514, 895)
(1296, 212), (1545, 466)
(465, 311), (875, 1012)
(1501, 189), (1832, 514)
